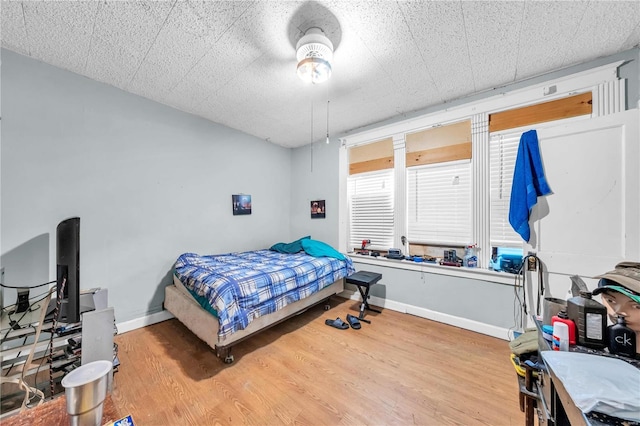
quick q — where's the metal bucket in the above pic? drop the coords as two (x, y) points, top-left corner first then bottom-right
(542, 297), (567, 326)
(61, 360), (112, 426)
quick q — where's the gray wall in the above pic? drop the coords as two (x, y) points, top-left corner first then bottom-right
(1, 50), (293, 322)
(348, 260), (516, 330)
(289, 140), (340, 247)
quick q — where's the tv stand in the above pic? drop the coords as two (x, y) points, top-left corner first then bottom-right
(1, 288), (117, 417)
(44, 293), (95, 323)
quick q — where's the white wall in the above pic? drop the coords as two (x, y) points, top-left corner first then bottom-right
(1, 50), (293, 322)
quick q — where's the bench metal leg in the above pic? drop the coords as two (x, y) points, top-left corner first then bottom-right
(355, 285), (380, 323)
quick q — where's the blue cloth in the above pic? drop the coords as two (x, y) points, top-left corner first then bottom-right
(509, 130), (552, 242)
(270, 236), (310, 254)
(301, 238), (346, 260)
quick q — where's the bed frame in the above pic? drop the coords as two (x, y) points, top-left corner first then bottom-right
(164, 275), (344, 363)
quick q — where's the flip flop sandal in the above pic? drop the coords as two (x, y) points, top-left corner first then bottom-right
(325, 317), (349, 330)
(346, 314), (362, 330)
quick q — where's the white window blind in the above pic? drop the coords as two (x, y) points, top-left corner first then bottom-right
(489, 132), (522, 247)
(407, 160), (471, 245)
(347, 169), (394, 250)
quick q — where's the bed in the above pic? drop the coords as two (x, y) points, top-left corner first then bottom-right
(164, 243), (354, 363)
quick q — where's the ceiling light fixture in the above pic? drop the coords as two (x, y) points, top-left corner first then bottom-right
(296, 27), (333, 84)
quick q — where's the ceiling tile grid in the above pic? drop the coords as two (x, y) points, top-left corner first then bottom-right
(562, 1), (640, 69)
(21, 1), (97, 74)
(399, 1), (477, 101)
(1, 0), (639, 148)
(0, 1), (29, 56)
(86, 1), (175, 90)
(513, 1), (588, 82)
(462, 1), (524, 91)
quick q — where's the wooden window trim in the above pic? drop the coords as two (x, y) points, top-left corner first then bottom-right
(489, 92), (592, 133)
(406, 142), (471, 167)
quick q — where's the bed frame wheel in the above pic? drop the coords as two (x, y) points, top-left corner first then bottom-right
(224, 354), (234, 364)
(324, 304), (331, 311)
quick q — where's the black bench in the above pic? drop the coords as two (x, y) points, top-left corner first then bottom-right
(346, 271), (382, 323)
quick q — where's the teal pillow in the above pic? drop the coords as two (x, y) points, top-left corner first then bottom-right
(270, 236), (311, 254)
(301, 239), (345, 260)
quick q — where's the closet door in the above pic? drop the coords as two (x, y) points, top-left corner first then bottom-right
(528, 109), (639, 276)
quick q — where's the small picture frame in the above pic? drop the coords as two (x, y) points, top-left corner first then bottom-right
(311, 200), (325, 219)
(232, 194), (252, 215)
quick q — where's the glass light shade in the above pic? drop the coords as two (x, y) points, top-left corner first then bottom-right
(297, 57), (332, 84)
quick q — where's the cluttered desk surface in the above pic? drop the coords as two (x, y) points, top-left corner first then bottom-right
(534, 318), (640, 426)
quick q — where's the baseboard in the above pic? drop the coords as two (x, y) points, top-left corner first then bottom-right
(118, 293), (510, 340)
(339, 290), (511, 341)
(116, 310), (174, 334)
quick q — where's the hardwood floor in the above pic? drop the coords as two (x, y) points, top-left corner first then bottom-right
(111, 297), (523, 425)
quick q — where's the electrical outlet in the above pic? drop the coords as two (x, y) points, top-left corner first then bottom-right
(527, 252), (537, 271)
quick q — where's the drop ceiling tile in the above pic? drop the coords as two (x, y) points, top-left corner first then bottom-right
(332, 1), (441, 110)
(1, 1), (30, 56)
(178, 44), (260, 99)
(563, 1), (640, 68)
(622, 22), (640, 50)
(129, 0), (253, 94)
(85, 1), (174, 90)
(514, 1), (588, 81)
(462, 1), (524, 91)
(187, 0), (302, 95)
(400, 1), (476, 101)
(21, 1), (98, 73)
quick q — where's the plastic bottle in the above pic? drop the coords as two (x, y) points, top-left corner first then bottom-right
(463, 245), (477, 268)
(566, 291), (607, 349)
(552, 322), (569, 351)
(551, 310), (576, 345)
(608, 316), (637, 358)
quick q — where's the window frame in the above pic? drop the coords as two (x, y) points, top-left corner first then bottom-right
(339, 60), (626, 273)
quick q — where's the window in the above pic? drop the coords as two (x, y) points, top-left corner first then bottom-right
(407, 160), (471, 245)
(405, 120), (472, 246)
(489, 131), (522, 247)
(341, 62), (625, 271)
(347, 169), (394, 250)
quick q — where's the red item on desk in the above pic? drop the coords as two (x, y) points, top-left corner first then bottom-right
(552, 311), (576, 345)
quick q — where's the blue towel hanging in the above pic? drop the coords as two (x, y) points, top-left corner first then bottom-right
(509, 130), (552, 242)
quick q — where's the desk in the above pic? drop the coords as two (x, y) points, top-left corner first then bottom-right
(0, 394), (120, 426)
(533, 318), (640, 425)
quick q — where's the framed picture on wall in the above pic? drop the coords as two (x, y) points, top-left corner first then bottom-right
(311, 200), (325, 219)
(232, 194), (252, 215)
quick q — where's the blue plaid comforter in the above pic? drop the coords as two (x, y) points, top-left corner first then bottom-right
(174, 250), (355, 340)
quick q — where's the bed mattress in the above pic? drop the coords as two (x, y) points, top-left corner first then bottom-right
(174, 250), (354, 339)
(166, 276), (344, 347)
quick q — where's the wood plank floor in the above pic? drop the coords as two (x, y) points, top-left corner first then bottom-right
(111, 297), (523, 425)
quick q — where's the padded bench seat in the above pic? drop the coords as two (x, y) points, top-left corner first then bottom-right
(346, 271), (382, 323)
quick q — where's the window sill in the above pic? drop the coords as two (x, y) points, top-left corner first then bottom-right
(347, 253), (520, 286)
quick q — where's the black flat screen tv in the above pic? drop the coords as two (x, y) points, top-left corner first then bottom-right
(50, 217), (81, 323)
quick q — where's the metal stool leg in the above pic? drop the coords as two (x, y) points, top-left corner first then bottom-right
(356, 283), (379, 323)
